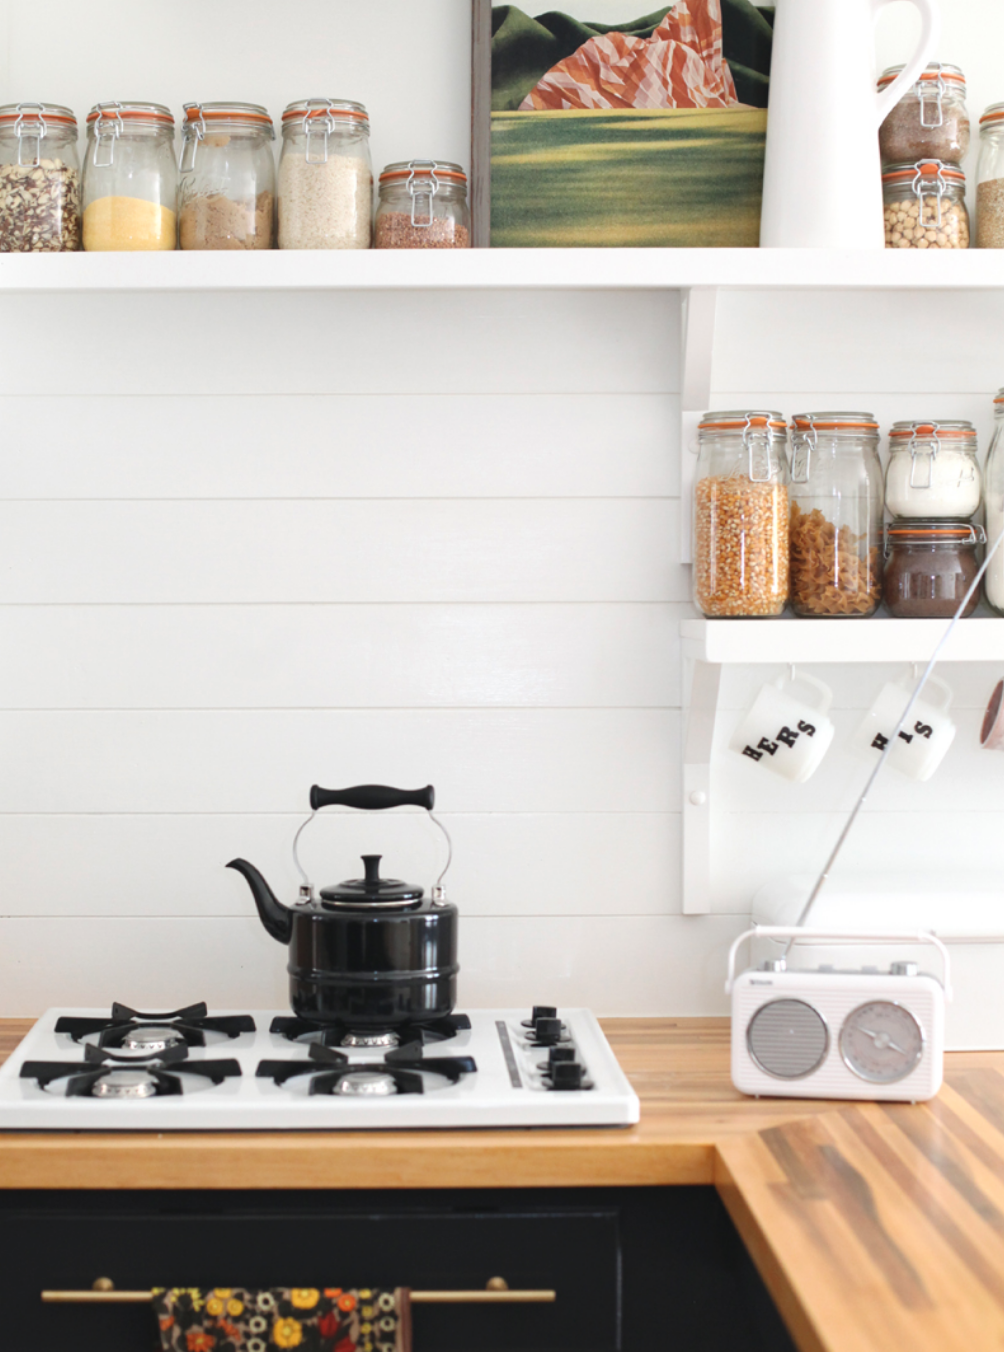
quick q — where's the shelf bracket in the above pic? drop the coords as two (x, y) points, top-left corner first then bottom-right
(681, 646), (720, 914)
(679, 286), (718, 564)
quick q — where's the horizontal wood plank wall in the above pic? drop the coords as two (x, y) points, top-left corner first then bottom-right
(0, 283), (714, 1015)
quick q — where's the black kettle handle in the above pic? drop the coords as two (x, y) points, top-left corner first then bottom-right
(309, 783), (435, 812)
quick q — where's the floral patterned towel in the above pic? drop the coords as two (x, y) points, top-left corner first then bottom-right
(152, 1287), (410, 1352)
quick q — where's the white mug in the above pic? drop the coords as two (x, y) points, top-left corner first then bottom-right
(729, 672), (836, 782)
(850, 675), (955, 781)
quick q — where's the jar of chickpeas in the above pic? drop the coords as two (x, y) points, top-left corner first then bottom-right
(882, 159), (969, 249)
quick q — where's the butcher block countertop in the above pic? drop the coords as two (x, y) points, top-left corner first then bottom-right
(4, 1016), (1004, 1352)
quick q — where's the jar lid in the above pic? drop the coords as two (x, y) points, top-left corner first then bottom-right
(981, 103), (1004, 126)
(698, 410), (786, 432)
(282, 98), (368, 127)
(887, 519), (981, 542)
(881, 159), (965, 185)
(889, 420), (976, 439)
(86, 101), (174, 128)
(878, 63), (966, 93)
(183, 102), (274, 136)
(791, 412), (879, 431)
(995, 388), (1004, 404)
(0, 102), (76, 129)
(380, 159), (467, 185)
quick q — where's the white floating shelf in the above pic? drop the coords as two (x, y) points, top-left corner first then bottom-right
(681, 617), (1004, 665)
(2, 247), (1004, 292)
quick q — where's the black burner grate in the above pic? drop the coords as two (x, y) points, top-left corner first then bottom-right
(54, 1002), (256, 1047)
(256, 1040), (477, 1096)
(20, 1043), (242, 1098)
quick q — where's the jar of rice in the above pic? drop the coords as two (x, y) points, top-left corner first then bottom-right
(82, 102), (177, 251)
(278, 99), (372, 249)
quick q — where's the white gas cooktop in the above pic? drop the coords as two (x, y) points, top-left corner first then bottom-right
(0, 1005), (640, 1131)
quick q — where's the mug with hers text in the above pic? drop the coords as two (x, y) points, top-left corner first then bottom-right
(728, 671), (836, 783)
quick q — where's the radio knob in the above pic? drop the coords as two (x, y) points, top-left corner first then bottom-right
(890, 961), (919, 977)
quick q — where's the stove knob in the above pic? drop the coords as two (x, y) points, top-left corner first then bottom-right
(551, 1061), (584, 1091)
(531, 1005), (558, 1022)
(548, 1046), (576, 1068)
(533, 1016), (563, 1045)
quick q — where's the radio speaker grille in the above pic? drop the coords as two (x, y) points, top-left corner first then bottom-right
(747, 999), (828, 1079)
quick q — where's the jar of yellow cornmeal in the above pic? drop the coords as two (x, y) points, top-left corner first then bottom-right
(83, 102), (176, 250)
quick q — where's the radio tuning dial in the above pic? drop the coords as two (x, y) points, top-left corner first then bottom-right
(839, 1001), (924, 1084)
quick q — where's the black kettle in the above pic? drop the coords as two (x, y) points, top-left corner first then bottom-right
(227, 784), (458, 1029)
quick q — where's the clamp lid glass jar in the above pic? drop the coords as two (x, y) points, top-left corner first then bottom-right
(885, 420), (981, 520)
(375, 160), (470, 248)
(0, 103), (80, 252)
(693, 411), (789, 618)
(179, 103), (275, 251)
(878, 64), (969, 165)
(278, 98), (371, 250)
(82, 102), (177, 251)
(882, 160), (969, 249)
(788, 413), (884, 618)
(983, 391), (1004, 614)
(976, 105), (1004, 248)
(884, 520), (984, 618)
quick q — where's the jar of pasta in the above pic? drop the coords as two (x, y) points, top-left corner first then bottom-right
(693, 411), (789, 618)
(82, 102), (177, 250)
(885, 420), (981, 520)
(278, 99), (371, 249)
(788, 414), (884, 617)
(882, 160), (969, 249)
(0, 103), (80, 252)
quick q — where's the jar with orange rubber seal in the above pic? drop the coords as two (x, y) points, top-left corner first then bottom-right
(882, 159), (969, 249)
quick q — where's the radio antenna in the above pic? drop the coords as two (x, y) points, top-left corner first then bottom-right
(789, 521), (1004, 949)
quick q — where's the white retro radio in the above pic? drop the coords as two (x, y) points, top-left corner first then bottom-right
(727, 927), (951, 1102)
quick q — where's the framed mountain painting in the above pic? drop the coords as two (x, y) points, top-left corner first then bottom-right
(470, 0), (773, 246)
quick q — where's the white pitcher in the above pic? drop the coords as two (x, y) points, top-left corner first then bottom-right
(760, 0), (941, 248)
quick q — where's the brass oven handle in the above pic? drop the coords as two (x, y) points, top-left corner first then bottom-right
(42, 1278), (555, 1305)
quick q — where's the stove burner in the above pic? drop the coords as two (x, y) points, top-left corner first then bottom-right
(91, 1069), (159, 1100)
(119, 1026), (186, 1055)
(270, 1013), (471, 1049)
(335, 1071), (398, 1097)
(54, 1003), (256, 1049)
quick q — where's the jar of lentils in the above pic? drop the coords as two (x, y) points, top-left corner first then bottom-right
(788, 413), (884, 617)
(0, 103), (81, 251)
(976, 105), (1004, 247)
(278, 99), (372, 250)
(693, 412), (789, 618)
(883, 160), (969, 249)
(374, 160), (470, 248)
(878, 64), (969, 166)
(885, 421), (982, 520)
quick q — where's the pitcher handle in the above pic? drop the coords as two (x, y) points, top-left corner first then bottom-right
(873, 0), (942, 127)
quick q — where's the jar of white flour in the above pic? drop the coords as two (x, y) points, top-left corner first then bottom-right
(885, 420), (982, 520)
(278, 99), (372, 249)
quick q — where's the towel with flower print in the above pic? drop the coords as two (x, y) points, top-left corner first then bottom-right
(152, 1287), (410, 1352)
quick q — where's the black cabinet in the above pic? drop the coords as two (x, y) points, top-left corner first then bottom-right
(0, 1186), (796, 1352)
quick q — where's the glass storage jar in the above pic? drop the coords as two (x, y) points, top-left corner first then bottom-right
(884, 520), (984, 617)
(178, 103), (275, 250)
(976, 105), (1004, 247)
(278, 99), (371, 250)
(984, 390), (1004, 613)
(693, 411), (789, 618)
(374, 160), (470, 248)
(788, 413), (884, 617)
(878, 64), (969, 166)
(885, 420), (982, 520)
(882, 160), (969, 249)
(0, 103), (80, 252)
(82, 102), (176, 251)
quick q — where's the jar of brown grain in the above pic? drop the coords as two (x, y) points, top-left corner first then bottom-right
(878, 64), (969, 166)
(883, 160), (969, 249)
(693, 411), (789, 618)
(374, 160), (470, 248)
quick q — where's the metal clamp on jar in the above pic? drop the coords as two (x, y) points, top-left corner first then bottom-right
(885, 420), (982, 520)
(882, 159), (969, 249)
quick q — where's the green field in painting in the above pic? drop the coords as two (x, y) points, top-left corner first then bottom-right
(490, 107), (766, 247)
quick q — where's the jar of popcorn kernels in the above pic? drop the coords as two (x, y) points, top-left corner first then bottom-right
(883, 159), (969, 249)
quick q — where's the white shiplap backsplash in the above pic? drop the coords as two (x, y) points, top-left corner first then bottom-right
(4, 0), (1004, 1016)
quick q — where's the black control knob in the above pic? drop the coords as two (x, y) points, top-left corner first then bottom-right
(551, 1061), (584, 1091)
(548, 1046), (576, 1068)
(531, 1005), (557, 1022)
(533, 1016), (563, 1045)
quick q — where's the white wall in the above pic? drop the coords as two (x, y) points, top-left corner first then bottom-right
(2, 1), (1004, 1019)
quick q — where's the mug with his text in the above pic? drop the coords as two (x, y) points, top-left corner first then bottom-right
(729, 672), (836, 783)
(849, 674), (956, 781)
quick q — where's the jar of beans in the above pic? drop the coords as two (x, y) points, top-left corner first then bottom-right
(278, 99), (372, 250)
(375, 160), (470, 249)
(883, 160), (969, 249)
(878, 64), (969, 166)
(885, 421), (982, 520)
(0, 103), (81, 252)
(788, 413), (884, 618)
(693, 411), (789, 618)
(976, 105), (1004, 247)
(884, 520), (984, 618)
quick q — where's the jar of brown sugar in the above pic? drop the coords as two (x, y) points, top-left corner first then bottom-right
(878, 64), (969, 166)
(883, 160), (969, 249)
(884, 520), (985, 618)
(374, 160), (470, 248)
(178, 103), (275, 250)
(693, 411), (789, 618)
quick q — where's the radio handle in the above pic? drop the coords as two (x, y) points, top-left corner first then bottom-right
(725, 926), (952, 1000)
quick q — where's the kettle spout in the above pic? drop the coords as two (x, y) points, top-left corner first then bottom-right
(226, 858), (293, 944)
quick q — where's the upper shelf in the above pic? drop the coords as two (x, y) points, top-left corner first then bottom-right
(4, 247), (1004, 292)
(681, 617), (1004, 664)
